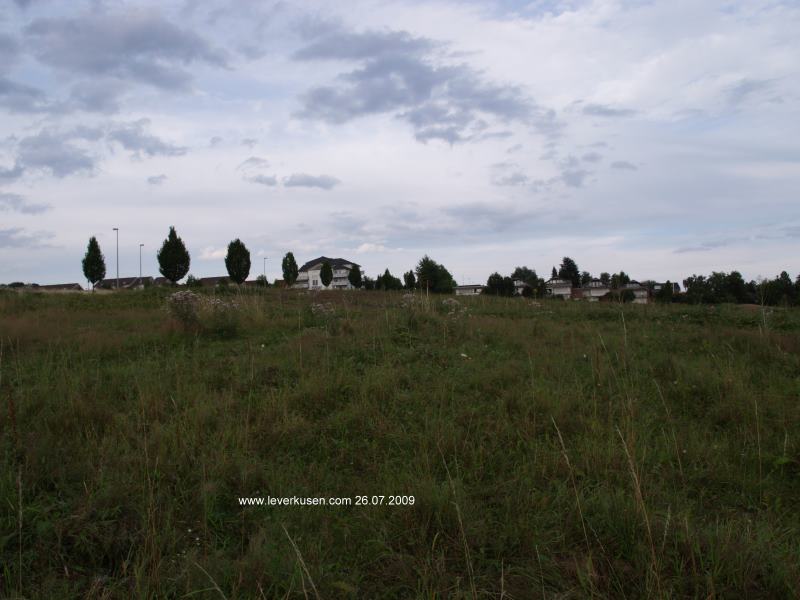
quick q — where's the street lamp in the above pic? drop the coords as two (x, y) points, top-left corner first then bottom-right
(263, 257), (268, 281)
(139, 244), (144, 280)
(112, 227), (119, 289)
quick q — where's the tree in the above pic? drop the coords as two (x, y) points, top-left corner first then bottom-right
(403, 270), (416, 289)
(484, 272), (514, 296)
(348, 264), (363, 288)
(551, 266), (558, 279)
(600, 272), (611, 285)
(558, 257), (580, 287)
(580, 271), (592, 286)
(82, 236), (106, 289)
(255, 274), (269, 288)
(655, 280), (674, 303)
(282, 252), (299, 286)
(511, 266), (539, 288)
(157, 226), (191, 284)
(186, 274), (202, 288)
(224, 238), (251, 284)
(610, 271), (630, 290)
(415, 255), (456, 294)
(363, 275), (375, 290)
(376, 268), (402, 290)
(320, 260), (333, 287)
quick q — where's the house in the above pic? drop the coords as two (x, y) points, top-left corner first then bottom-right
(40, 283), (84, 292)
(199, 276), (230, 288)
(294, 257), (360, 290)
(512, 279), (530, 296)
(455, 284), (483, 296)
(545, 277), (572, 300)
(582, 279), (611, 302)
(652, 281), (681, 294)
(97, 276), (153, 289)
(624, 281), (650, 304)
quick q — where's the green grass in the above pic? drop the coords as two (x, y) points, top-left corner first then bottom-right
(1, 288), (799, 598)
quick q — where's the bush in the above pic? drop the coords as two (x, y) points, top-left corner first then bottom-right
(166, 291), (201, 329)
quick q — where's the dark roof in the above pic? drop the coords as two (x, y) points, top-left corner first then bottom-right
(199, 276), (230, 286)
(97, 276), (153, 289)
(298, 256), (360, 272)
(40, 283), (83, 290)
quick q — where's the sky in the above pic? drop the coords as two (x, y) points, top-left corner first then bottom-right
(0, 0), (798, 286)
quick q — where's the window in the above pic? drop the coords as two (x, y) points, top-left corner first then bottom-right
(312, 279), (318, 286)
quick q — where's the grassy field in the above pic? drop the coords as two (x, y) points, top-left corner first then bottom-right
(1, 288), (799, 599)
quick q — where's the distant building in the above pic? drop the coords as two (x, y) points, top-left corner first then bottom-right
(652, 281), (681, 294)
(455, 284), (483, 296)
(199, 276), (230, 287)
(40, 283), (84, 292)
(545, 277), (572, 300)
(512, 279), (530, 296)
(582, 279), (611, 302)
(294, 257), (360, 290)
(97, 276), (153, 290)
(624, 281), (650, 304)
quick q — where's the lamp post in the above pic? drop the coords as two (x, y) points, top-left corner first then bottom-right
(139, 243), (144, 281)
(113, 227), (119, 289)
(263, 257), (268, 281)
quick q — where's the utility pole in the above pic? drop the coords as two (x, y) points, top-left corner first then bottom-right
(263, 257), (268, 282)
(139, 243), (144, 281)
(113, 227), (119, 289)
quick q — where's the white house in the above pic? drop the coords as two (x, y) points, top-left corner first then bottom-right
(455, 284), (483, 296)
(545, 277), (572, 299)
(294, 257), (360, 290)
(624, 281), (650, 304)
(582, 279), (611, 302)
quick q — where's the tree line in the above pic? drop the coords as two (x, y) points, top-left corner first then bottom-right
(80, 233), (798, 305)
(80, 228), (457, 293)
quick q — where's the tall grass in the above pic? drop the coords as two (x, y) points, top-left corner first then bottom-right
(1, 288), (799, 598)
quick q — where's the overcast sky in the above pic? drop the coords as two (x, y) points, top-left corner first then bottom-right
(1, 0), (798, 285)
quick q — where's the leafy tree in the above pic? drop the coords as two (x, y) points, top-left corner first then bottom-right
(403, 270), (416, 289)
(363, 275), (375, 290)
(255, 274), (269, 288)
(282, 252), (299, 286)
(610, 271), (630, 290)
(186, 274), (202, 288)
(376, 268), (402, 290)
(348, 264), (363, 288)
(511, 266), (535, 285)
(558, 257), (580, 287)
(655, 281), (674, 303)
(157, 226), (190, 284)
(484, 272), (514, 296)
(224, 238), (251, 284)
(320, 260), (333, 287)
(600, 272), (610, 285)
(415, 255), (456, 293)
(580, 271), (592, 286)
(82, 236), (106, 289)
(551, 266), (558, 279)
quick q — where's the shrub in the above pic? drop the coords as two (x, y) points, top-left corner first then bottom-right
(166, 291), (200, 329)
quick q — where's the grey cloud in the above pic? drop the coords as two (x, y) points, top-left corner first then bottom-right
(210, 136), (223, 146)
(147, 174), (167, 185)
(25, 12), (227, 90)
(294, 28), (537, 144)
(108, 119), (187, 157)
(0, 77), (51, 113)
(0, 227), (54, 248)
(674, 237), (739, 254)
(245, 174), (277, 186)
(67, 80), (125, 113)
(237, 156), (269, 170)
(0, 192), (50, 214)
(493, 171), (528, 186)
(0, 34), (19, 65)
(583, 103), (637, 118)
(581, 152), (602, 163)
(241, 138), (257, 148)
(283, 173), (340, 190)
(611, 160), (638, 170)
(726, 78), (774, 106)
(561, 168), (591, 188)
(506, 144), (523, 154)
(293, 29), (436, 61)
(16, 129), (97, 177)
